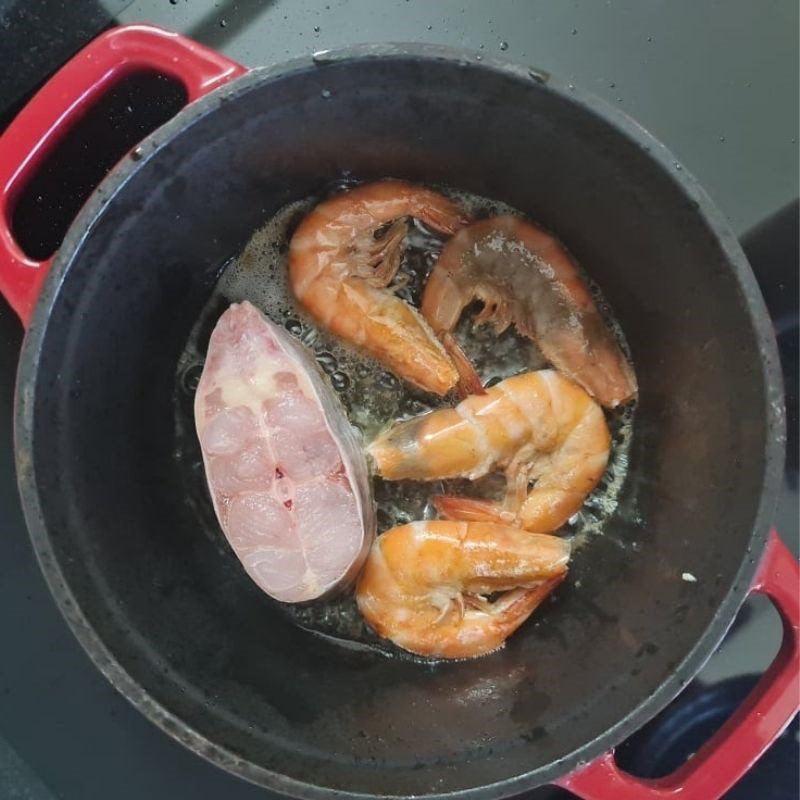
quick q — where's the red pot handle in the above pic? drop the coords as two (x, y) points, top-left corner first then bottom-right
(0, 23), (247, 327)
(556, 529), (800, 800)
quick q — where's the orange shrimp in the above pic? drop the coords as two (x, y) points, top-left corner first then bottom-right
(421, 216), (637, 407)
(355, 520), (570, 659)
(368, 370), (610, 533)
(288, 180), (473, 395)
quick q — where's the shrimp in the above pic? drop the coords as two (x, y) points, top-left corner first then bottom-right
(288, 180), (475, 396)
(367, 370), (610, 533)
(421, 215), (638, 407)
(355, 521), (570, 659)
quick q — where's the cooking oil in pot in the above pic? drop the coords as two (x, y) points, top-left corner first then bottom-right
(173, 181), (636, 655)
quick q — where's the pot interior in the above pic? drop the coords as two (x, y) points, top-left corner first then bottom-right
(20, 53), (777, 796)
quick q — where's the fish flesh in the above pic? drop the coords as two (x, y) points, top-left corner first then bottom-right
(194, 301), (375, 603)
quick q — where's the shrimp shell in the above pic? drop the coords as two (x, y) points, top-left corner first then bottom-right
(288, 180), (471, 395)
(355, 521), (570, 659)
(421, 215), (637, 407)
(368, 370), (610, 533)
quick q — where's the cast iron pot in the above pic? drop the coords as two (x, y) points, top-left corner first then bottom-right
(0, 25), (797, 800)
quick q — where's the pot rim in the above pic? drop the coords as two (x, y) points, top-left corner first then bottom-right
(13, 42), (786, 799)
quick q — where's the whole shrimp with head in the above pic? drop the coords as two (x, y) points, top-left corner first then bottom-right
(421, 215), (637, 408)
(288, 180), (477, 396)
(368, 370), (610, 533)
(356, 520), (570, 659)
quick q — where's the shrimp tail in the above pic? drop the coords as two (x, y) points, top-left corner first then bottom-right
(504, 573), (567, 619)
(494, 575), (566, 622)
(432, 494), (517, 525)
(414, 205), (472, 236)
(442, 333), (486, 397)
(470, 575), (568, 656)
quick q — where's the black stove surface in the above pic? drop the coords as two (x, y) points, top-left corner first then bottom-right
(0, 2), (797, 798)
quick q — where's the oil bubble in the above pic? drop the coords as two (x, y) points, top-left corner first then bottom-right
(317, 352), (338, 374)
(181, 363), (204, 395)
(355, 362), (372, 379)
(378, 373), (399, 390)
(285, 318), (303, 336)
(331, 371), (350, 391)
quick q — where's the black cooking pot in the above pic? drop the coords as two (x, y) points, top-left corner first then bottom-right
(0, 25), (797, 800)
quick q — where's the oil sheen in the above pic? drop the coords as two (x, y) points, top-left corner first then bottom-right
(173, 181), (637, 655)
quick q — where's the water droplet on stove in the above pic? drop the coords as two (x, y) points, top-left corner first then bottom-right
(426, 24), (432, 30)
(313, 25), (320, 32)
(571, 27), (578, 35)
(475, 54), (482, 60)
(219, 18), (227, 27)
(646, 35), (653, 42)
(528, 67), (550, 83)
(131, 146), (144, 161)
(609, 81), (616, 88)
(719, 135), (726, 142)
(674, 162), (682, 170)
(321, 88), (332, 99)
(169, 0), (178, 5)
(568, 83), (575, 90)
(499, 40), (509, 51)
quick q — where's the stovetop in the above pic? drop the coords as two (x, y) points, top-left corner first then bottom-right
(0, 2), (797, 798)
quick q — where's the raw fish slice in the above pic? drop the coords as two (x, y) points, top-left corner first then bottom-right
(195, 301), (375, 602)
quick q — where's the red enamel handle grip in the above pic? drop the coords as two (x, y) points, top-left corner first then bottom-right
(0, 23), (246, 326)
(556, 529), (800, 799)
